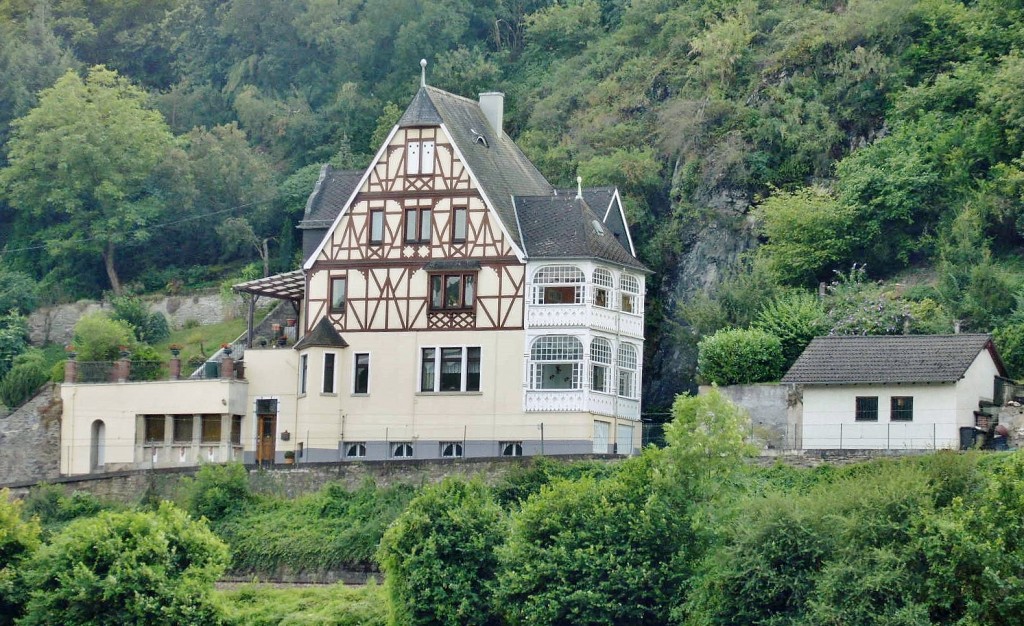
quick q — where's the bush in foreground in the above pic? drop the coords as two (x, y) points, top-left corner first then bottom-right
(19, 502), (229, 626)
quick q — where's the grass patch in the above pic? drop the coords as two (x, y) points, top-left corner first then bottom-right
(219, 582), (387, 626)
(154, 317), (249, 368)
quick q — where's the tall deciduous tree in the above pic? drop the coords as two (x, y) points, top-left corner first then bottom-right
(0, 66), (175, 294)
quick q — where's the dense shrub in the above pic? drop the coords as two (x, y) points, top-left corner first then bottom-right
(497, 453), (687, 626)
(491, 457), (616, 508)
(378, 478), (506, 626)
(20, 484), (113, 537)
(0, 350), (48, 408)
(222, 582), (387, 626)
(824, 265), (910, 335)
(0, 491), (41, 625)
(110, 294), (171, 344)
(994, 321), (1024, 379)
(697, 328), (784, 385)
(182, 462), (252, 522)
(0, 266), (37, 314)
(19, 503), (229, 626)
(0, 311), (29, 381)
(754, 291), (828, 368)
(72, 313), (136, 361)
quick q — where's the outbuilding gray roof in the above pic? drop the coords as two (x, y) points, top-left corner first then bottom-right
(298, 165), (362, 229)
(514, 194), (647, 270)
(294, 316), (349, 350)
(399, 85), (553, 248)
(781, 334), (1005, 384)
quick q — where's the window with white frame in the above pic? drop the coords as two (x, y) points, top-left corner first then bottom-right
(620, 274), (640, 314)
(590, 338), (612, 393)
(530, 336), (583, 390)
(322, 353), (337, 394)
(593, 268), (613, 308)
(406, 140), (435, 175)
(533, 266), (585, 304)
(392, 442), (414, 458)
(345, 442), (366, 458)
(500, 441), (523, 457)
(617, 343), (638, 398)
(420, 347), (481, 392)
(440, 442), (463, 458)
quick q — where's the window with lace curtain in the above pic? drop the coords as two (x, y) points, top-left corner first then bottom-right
(419, 346), (480, 392)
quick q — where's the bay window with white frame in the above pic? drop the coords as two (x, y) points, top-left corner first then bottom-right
(617, 343), (638, 398)
(529, 336), (583, 390)
(533, 265), (585, 305)
(620, 274), (641, 314)
(592, 268), (614, 308)
(590, 337), (613, 393)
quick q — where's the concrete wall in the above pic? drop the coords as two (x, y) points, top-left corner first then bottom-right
(28, 291), (245, 346)
(702, 383), (802, 450)
(0, 384), (62, 485)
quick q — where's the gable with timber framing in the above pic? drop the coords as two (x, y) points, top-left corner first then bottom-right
(304, 122), (525, 334)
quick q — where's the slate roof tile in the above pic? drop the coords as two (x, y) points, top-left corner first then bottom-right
(781, 334), (1002, 384)
(298, 165), (362, 229)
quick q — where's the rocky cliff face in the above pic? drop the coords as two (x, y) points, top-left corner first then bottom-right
(642, 188), (758, 412)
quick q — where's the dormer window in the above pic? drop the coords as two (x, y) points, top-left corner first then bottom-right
(533, 266), (585, 305)
(406, 140), (435, 175)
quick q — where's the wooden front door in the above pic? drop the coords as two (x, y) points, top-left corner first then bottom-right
(257, 414), (276, 464)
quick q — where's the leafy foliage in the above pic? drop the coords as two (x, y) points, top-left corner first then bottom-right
(181, 462), (252, 522)
(110, 294), (171, 344)
(0, 349), (48, 408)
(697, 328), (784, 385)
(19, 502), (229, 626)
(378, 478), (505, 626)
(71, 312), (136, 361)
(0, 310), (28, 380)
(754, 291), (828, 368)
(0, 491), (40, 625)
(221, 582), (387, 626)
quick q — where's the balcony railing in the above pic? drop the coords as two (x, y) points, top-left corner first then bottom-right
(526, 304), (643, 337)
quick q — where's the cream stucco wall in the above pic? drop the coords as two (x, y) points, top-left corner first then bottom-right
(60, 379), (248, 475)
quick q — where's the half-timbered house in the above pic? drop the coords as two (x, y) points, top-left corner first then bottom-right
(56, 73), (648, 474)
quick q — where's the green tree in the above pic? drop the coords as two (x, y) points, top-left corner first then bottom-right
(71, 312), (136, 361)
(754, 291), (828, 368)
(497, 453), (687, 626)
(0, 66), (175, 294)
(0, 310), (29, 381)
(182, 462), (252, 522)
(697, 328), (784, 385)
(378, 477), (505, 626)
(20, 502), (229, 626)
(0, 490), (41, 625)
(753, 186), (855, 286)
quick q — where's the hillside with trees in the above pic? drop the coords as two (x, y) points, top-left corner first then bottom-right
(3, 0), (1024, 410)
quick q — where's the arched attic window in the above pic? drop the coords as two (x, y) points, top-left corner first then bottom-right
(529, 336), (583, 390)
(533, 266), (585, 305)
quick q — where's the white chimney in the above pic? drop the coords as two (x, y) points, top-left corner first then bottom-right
(479, 92), (504, 136)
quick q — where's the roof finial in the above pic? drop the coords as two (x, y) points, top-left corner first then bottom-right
(420, 59), (427, 87)
(575, 176), (583, 200)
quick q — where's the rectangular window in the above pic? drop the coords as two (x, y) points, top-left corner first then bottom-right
(369, 209), (384, 245)
(330, 277), (347, 314)
(592, 365), (608, 393)
(452, 207), (467, 242)
(173, 415), (193, 443)
(323, 353), (336, 394)
(430, 273), (475, 310)
(420, 347), (481, 393)
(230, 415), (242, 445)
(299, 354), (308, 395)
(621, 292), (636, 313)
(201, 414), (221, 443)
(891, 396), (914, 421)
(345, 442), (366, 458)
(353, 353), (370, 394)
(406, 141), (435, 175)
(144, 415), (165, 444)
(855, 396), (879, 421)
(440, 442), (463, 458)
(405, 208), (432, 244)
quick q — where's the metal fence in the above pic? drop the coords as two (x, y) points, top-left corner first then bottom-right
(74, 361), (166, 383)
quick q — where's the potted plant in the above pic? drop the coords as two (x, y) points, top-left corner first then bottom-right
(169, 343), (183, 358)
(65, 345), (77, 360)
(283, 450), (295, 465)
(119, 346), (131, 359)
(221, 342), (232, 356)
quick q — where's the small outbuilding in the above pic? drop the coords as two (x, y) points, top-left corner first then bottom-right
(782, 334), (1010, 449)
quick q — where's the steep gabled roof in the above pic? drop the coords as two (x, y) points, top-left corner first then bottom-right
(556, 186), (635, 256)
(298, 165), (363, 229)
(294, 316), (349, 350)
(400, 86), (553, 247)
(514, 194), (647, 271)
(782, 334), (1005, 384)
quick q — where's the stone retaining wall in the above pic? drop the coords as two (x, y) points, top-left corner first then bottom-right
(27, 291), (245, 346)
(0, 384), (62, 485)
